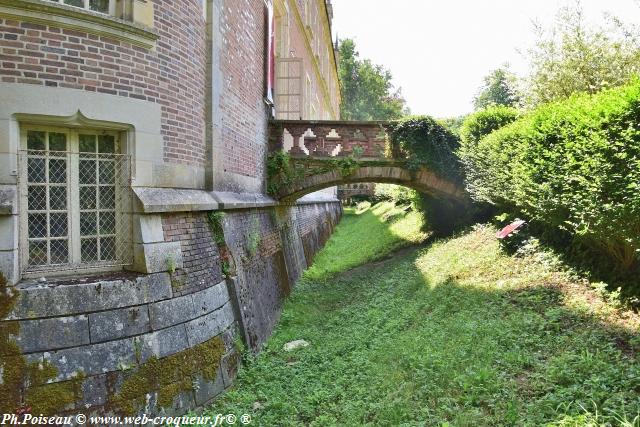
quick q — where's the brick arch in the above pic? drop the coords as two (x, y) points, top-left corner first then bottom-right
(269, 120), (468, 204)
(274, 163), (467, 203)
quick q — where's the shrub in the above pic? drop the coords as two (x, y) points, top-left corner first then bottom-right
(461, 80), (640, 270)
(373, 183), (419, 206)
(459, 106), (520, 201)
(459, 105), (519, 147)
(388, 116), (463, 183)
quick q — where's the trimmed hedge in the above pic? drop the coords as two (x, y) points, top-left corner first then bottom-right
(459, 106), (520, 199)
(459, 81), (640, 270)
(460, 105), (519, 148)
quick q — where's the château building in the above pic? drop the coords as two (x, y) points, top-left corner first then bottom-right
(0, 0), (341, 415)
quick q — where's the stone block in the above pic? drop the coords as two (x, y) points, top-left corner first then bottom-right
(192, 281), (229, 317)
(9, 274), (171, 320)
(0, 215), (17, 250)
(0, 185), (17, 215)
(44, 339), (137, 381)
(89, 305), (151, 343)
(16, 315), (90, 353)
(220, 350), (240, 388)
(193, 369), (225, 406)
(148, 293), (196, 330)
(79, 374), (108, 407)
(132, 214), (165, 244)
(139, 324), (189, 361)
(184, 302), (234, 347)
(0, 249), (18, 285)
(132, 241), (183, 274)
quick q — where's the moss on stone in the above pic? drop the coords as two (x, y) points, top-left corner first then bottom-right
(25, 369), (85, 415)
(111, 335), (226, 414)
(0, 274), (85, 415)
(0, 272), (23, 413)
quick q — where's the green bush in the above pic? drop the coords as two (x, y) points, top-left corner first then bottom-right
(460, 81), (640, 270)
(389, 116), (463, 183)
(373, 183), (419, 206)
(459, 105), (519, 147)
(459, 106), (520, 201)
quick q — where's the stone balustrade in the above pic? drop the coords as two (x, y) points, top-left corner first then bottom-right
(269, 120), (393, 159)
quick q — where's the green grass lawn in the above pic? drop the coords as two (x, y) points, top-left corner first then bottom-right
(205, 204), (640, 426)
(304, 201), (429, 280)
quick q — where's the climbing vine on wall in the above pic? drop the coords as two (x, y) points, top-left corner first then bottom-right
(266, 151), (364, 196)
(388, 116), (464, 183)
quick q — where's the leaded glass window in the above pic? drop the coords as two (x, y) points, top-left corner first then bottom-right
(20, 127), (131, 274)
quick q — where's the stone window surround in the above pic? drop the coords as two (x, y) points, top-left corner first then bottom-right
(0, 0), (158, 49)
(19, 126), (130, 277)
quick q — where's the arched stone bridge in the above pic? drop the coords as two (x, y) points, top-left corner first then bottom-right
(268, 120), (467, 202)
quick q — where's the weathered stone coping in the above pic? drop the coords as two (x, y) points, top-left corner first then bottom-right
(0, 0), (158, 49)
(133, 187), (339, 213)
(4, 273), (234, 374)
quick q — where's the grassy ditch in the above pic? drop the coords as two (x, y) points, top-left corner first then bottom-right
(205, 203), (639, 426)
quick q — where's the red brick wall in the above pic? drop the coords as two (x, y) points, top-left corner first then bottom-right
(0, 0), (207, 166)
(219, 0), (267, 178)
(162, 212), (224, 296)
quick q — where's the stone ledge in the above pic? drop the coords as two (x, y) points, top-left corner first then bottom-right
(7, 273), (172, 320)
(0, 0), (158, 49)
(133, 187), (339, 213)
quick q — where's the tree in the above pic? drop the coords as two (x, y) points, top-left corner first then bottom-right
(524, 2), (640, 106)
(473, 67), (520, 110)
(338, 39), (408, 120)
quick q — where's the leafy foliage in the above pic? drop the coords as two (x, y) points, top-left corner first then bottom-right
(459, 106), (519, 197)
(206, 211), (226, 247)
(374, 184), (420, 206)
(265, 151), (303, 196)
(460, 105), (520, 148)
(460, 80), (640, 270)
(438, 115), (467, 137)
(473, 67), (521, 110)
(388, 116), (463, 183)
(338, 38), (409, 120)
(524, 3), (640, 107)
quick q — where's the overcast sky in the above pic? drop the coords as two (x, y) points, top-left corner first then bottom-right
(331, 0), (640, 118)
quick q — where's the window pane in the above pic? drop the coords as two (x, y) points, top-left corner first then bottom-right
(98, 135), (115, 153)
(49, 213), (68, 237)
(28, 213), (47, 238)
(48, 159), (67, 183)
(29, 240), (48, 266)
(99, 187), (115, 209)
(89, 0), (110, 13)
(79, 135), (96, 153)
(28, 158), (46, 183)
(81, 238), (98, 262)
(79, 160), (96, 184)
(80, 186), (97, 209)
(27, 131), (45, 151)
(49, 133), (67, 152)
(80, 212), (97, 235)
(28, 186), (46, 211)
(64, 0), (84, 7)
(99, 211), (116, 234)
(50, 239), (69, 264)
(49, 186), (67, 210)
(99, 161), (115, 184)
(100, 236), (116, 261)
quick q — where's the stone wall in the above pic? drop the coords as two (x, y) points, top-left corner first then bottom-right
(0, 272), (237, 416)
(0, 200), (342, 416)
